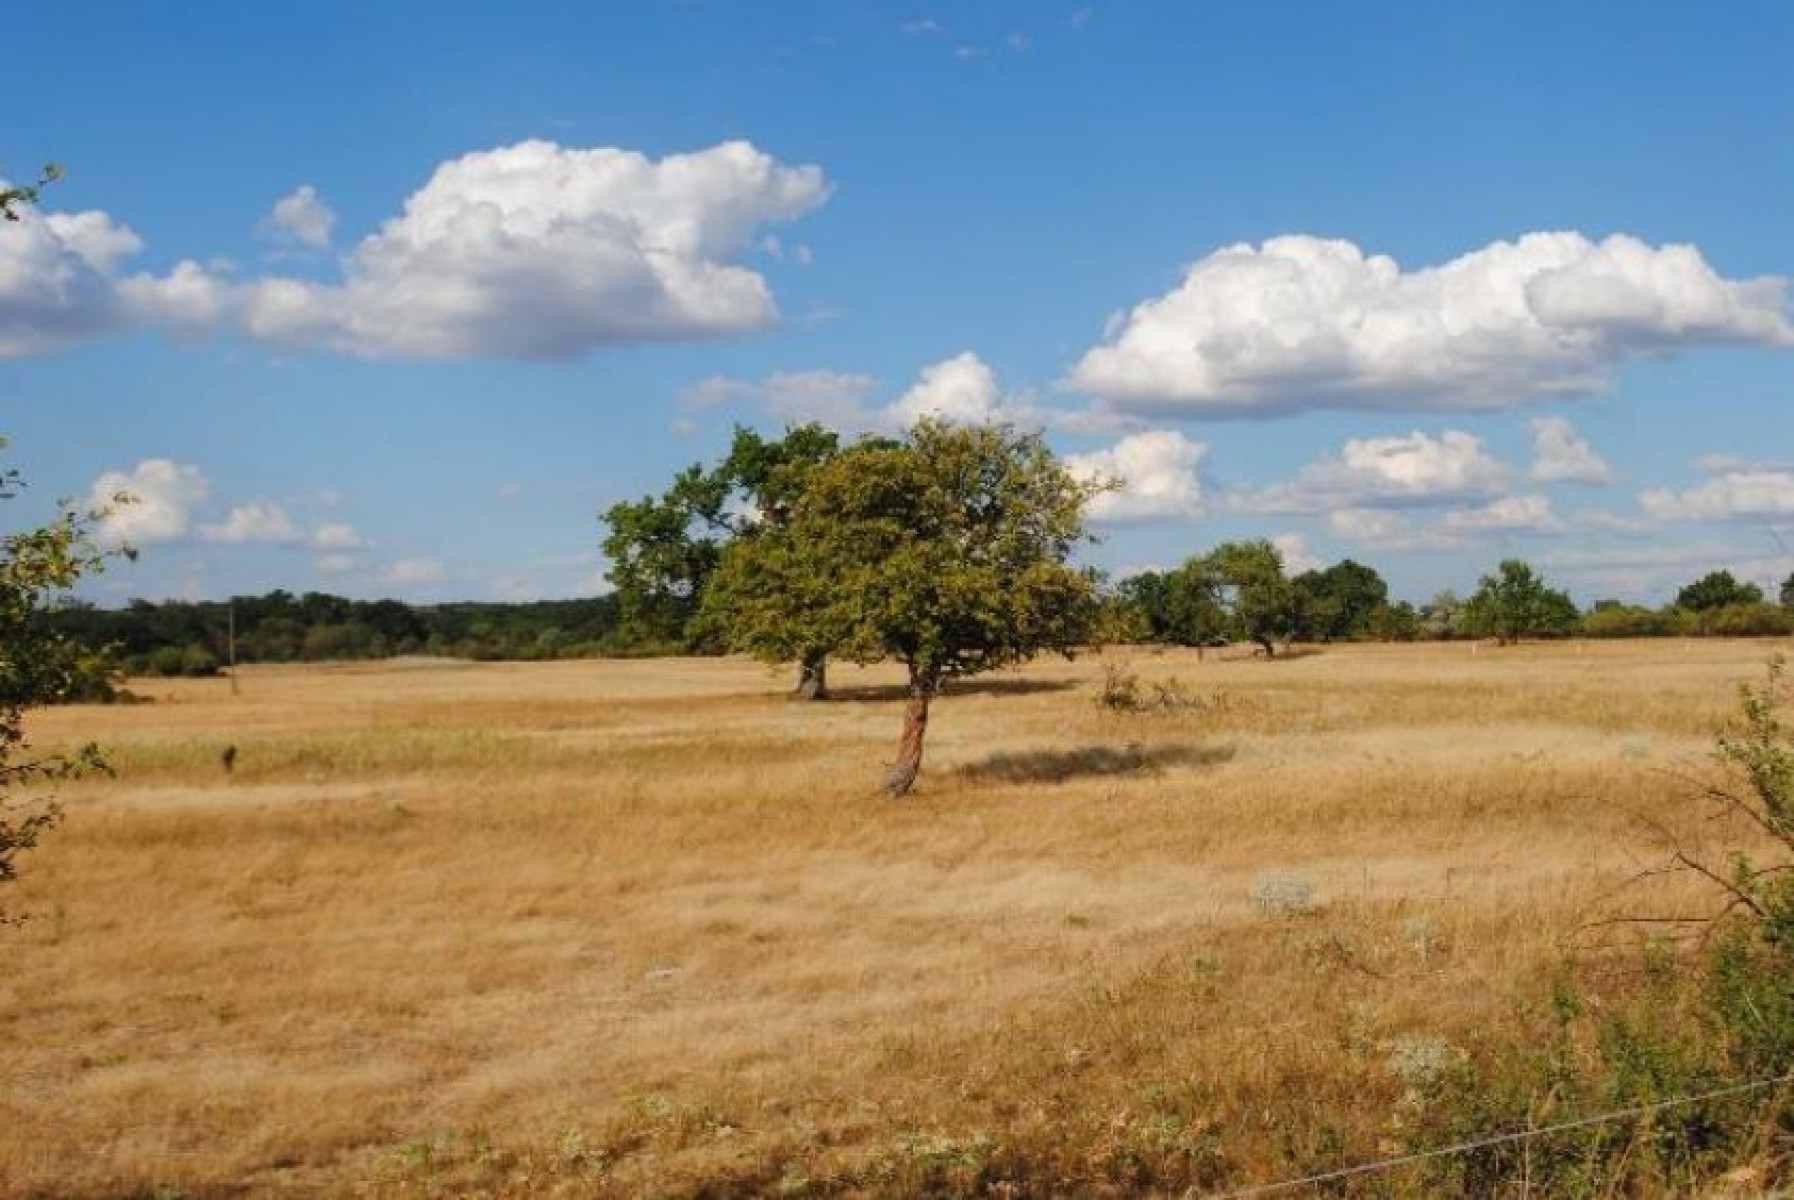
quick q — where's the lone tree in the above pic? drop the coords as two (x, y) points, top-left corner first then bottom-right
(1462, 559), (1579, 645)
(600, 423), (839, 690)
(1203, 539), (1298, 656)
(1, 444), (129, 918)
(703, 421), (1104, 796)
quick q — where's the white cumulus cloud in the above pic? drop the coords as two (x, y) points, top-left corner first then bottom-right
(1642, 461), (1794, 522)
(1328, 508), (1416, 546)
(887, 351), (1007, 425)
(1067, 232), (1794, 416)
(265, 185), (336, 248)
(3, 140), (830, 362)
(1243, 430), (1509, 512)
(1066, 430), (1207, 521)
(0, 205), (141, 355)
(1272, 532), (1321, 572)
(1530, 416), (1615, 484)
(200, 500), (301, 544)
(235, 140), (830, 359)
(1439, 494), (1565, 535)
(88, 459), (210, 545)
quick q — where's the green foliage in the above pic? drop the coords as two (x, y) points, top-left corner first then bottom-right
(1091, 591), (1152, 645)
(1117, 564), (1229, 648)
(1582, 599), (1678, 638)
(1461, 559), (1579, 644)
(0, 163), (63, 221)
(704, 421), (1101, 690)
(45, 591), (627, 667)
(1203, 539), (1298, 655)
(1290, 558), (1389, 642)
(139, 643), (222, 678)
(600, 424), (839, 651)
(1361, 599), (1421, 642)
(1677, 569), (1766, 614)
(1713, 655), (1794, 880)
(1112, 563), (1227, 645)
(1700, 601), (1793, 638)
(1419, 589), (1464, 640)
(1401, 658), (1794, 1193)
(1, 442), (127, 917)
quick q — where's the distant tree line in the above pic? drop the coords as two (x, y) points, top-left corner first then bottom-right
(1114, 555), (1792, 651)
(28, 448), (1792, 695)
(605, 429), (1794, 659)
(38, 544), (1792, 692)
(43, 590), (629, 679)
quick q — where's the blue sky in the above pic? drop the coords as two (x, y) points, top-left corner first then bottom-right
(4, 1), (1791, 608)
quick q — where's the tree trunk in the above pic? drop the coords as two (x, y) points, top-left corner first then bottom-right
(792, 650), (828, 701)
(881, 671), (935, 797)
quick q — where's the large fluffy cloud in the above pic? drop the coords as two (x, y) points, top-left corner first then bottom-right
(886, 351), (1007, 425)
(240, 140), (830, 358)
(1065, 430), (1207, 521)
(2, 140), (830, 361)
(0, 206), (141, 355)
(88, 459), (210, 545)
(1242, 430), (1509, 512)
(1068, 233), (1794, 416)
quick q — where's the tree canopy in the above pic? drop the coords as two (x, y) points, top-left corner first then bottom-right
(1462, 559), (1579, 645)
(600, 424), (839, 654)
(1291, 559), (1389, 643)
(703, 421), (1103, 795)
(1202, 539), (1299, 656)
(1676, 570), (1766, 613)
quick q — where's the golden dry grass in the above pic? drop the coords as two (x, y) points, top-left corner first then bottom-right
(0, 639), (1785, 1196)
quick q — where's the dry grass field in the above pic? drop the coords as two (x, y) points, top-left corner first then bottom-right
(2, 639), (1786, 1196)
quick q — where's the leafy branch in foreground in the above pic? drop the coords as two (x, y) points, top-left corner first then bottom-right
(0, 163), (64, 221)
(0, 445), (132, 920)
(1614, 655), (1794, 938)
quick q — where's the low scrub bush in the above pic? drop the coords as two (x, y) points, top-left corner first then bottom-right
(1401, 656), (1794, 1193)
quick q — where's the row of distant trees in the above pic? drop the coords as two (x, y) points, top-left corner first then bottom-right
(45, 592), (629, 679)
(55, 437), (1790, 684)
(48, 545), (1788, 688)
(1116, 554), (1794, 652)
(605, 424), (1794, 660)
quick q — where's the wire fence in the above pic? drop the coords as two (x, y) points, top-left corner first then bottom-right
(1212, 1071), (1794, 1198)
